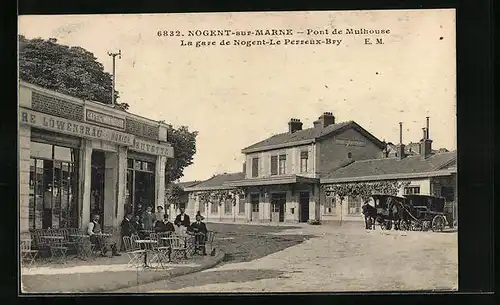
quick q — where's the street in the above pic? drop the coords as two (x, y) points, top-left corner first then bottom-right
(116, 223), (458, 292)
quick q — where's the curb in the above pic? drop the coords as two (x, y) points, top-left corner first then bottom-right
(104, 251), (226, 293)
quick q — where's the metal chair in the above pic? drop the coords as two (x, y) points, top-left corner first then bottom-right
(122, 236), (146, 267)
(165, 236), (187, 261)
(20, 239), (38, 268)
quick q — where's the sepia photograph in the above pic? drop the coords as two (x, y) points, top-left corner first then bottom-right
(18, 9), (457, 293)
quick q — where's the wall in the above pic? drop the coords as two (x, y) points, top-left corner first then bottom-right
(244, 143), (316, 179)
(317, 128), (383, 176)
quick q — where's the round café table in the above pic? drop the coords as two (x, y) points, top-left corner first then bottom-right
(134, 239), (157, 268)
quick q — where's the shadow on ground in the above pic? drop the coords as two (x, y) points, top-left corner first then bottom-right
(117, 269), (286, 292)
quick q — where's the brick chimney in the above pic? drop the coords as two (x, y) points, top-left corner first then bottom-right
(397, 122), (406, 160)
(316, 112), (335, 128)
(420, 119), (433, 159)
(288, 118), (303, 133)
(313, 120), (322, 128)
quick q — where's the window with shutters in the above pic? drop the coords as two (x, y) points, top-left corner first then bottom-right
(210, 202), (218, 213)
(270, 155), (278, 175)
(324, 197), (336, 215)
(300, 151), (308, 173)
(251, 157), (259, 177)
(278, 154), (286, 175)
(348, 196), (362, 215)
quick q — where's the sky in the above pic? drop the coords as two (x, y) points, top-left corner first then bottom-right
(18, 9), (456, 182)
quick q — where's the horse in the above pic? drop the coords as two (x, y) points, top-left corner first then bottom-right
(362, 203), (377, 230)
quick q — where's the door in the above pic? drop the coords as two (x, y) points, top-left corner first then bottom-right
(299, 192), (310, 223)
(90, 151), (105, 223)
(250, 194), (260, 222)
(271, 193), (286, 223)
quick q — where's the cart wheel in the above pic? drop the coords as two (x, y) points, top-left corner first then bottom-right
(432, 215), (446, 232)
(422, 221), (431, 231)
(410, 221), (421, 231)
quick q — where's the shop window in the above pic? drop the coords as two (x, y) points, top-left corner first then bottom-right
(29, 142), (79, 230)
(348, 196), (362, 215)
(125, 157), (156, 216)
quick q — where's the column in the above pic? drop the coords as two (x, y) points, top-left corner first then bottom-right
(155, 156), (167, 210)
(103, 153), (118, 229)
(79, 140), (92, 230)
(19, 125), (31, 233)
(115, 146), (127, 227)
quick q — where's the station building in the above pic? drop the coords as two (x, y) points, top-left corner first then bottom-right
(18, 81), (174, 233)
(181, 113), (457, 225)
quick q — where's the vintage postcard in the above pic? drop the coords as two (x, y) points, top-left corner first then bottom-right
(18, 9), (457, 293)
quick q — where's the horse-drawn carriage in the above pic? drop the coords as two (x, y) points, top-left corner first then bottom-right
(363, 194), (449, 232)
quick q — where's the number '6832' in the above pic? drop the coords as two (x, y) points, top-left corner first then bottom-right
(157, 30), (182, 37)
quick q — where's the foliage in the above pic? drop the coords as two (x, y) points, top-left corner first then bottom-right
(165, 184), (184, 208)
(307, 219), (322, 225)
(18, 35), (129, 110)
(322, 181), (411, 202)
(19, 36), (198, 181)
(165, 126), (198, 183)
(197, 189), (244, 206)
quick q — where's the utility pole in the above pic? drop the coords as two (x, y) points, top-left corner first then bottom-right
(107, 50), (121, 105)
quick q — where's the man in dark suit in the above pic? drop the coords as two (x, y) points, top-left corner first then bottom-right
(188, 214), (208, 255)
(120, 213), (135, 251)
(154, 214), (176, 233)
(174, 207), (191, 235)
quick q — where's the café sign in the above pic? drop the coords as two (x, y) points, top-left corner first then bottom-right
(131, 138), (174, 158)
(85, 109), (125, 130)
(19, 108), (134, 146)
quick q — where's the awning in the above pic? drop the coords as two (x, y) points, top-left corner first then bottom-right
(225, 174), (319, 187)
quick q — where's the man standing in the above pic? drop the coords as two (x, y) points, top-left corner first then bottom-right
(174, 207), (190, 236)
(87, 214), (120, 256)
(141, 206), (155, 232)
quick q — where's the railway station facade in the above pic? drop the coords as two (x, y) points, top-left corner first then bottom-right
(18, 81), (174, 233)
(180, 114), (457, 224)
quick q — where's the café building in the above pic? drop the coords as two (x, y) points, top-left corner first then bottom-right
(18, 81), (174, 233)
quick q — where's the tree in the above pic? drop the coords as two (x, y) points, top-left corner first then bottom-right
(165, 126), (198, 183)
(165, 184), (184, 211)
(19, 35), (198, 182)
(18, 35), (129, 110)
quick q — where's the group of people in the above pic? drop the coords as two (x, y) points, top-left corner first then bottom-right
(86, 207), (209, 257)
(118, 206), (209, 255)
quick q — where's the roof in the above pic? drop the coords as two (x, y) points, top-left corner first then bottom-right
(184, 172), (245, 191)
(241, 121), (385, 153)
(226, 174), (319, 187)
(321, 151), (457, 183)
(174, 181), (202, 190)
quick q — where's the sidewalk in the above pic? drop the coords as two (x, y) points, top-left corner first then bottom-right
(21, 250), (225, 293)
